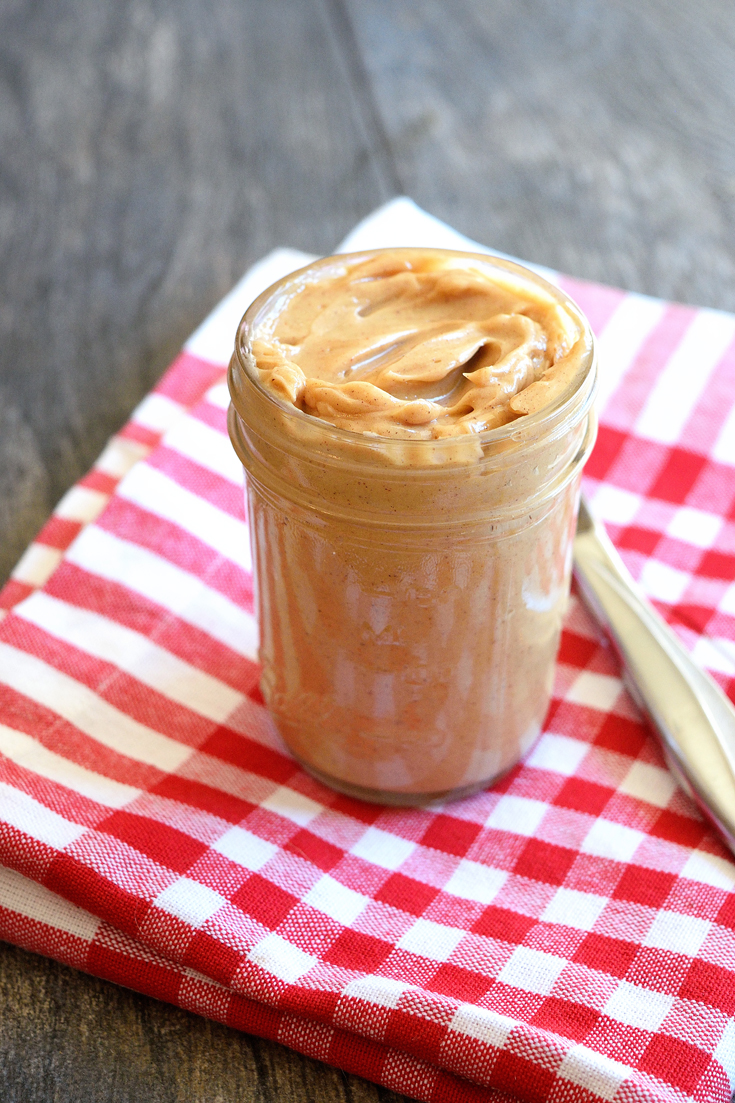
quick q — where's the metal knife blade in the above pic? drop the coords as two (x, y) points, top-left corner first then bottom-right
(573, 495), (735, 856)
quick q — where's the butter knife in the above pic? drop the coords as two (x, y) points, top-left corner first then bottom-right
(573, 496), (735, 856)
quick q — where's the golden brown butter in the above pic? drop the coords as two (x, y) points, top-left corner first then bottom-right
(251, 250), (586, 439)
(229, 249), (597, 803)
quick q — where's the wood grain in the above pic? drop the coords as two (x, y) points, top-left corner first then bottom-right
(0, 943), (404, 1103)
(3, 0), (735, 1099)
(345, 0), (735, 305)
(0, 0), (389, 582)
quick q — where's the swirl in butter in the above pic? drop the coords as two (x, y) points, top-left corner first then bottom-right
(250, 250), (587, 439)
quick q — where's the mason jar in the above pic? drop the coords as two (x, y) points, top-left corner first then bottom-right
(228, 250), (597, 805)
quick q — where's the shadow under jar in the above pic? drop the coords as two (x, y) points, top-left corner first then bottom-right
(228, 249), (597, 805)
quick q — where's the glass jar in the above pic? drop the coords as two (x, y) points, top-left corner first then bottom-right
(228, 250), (597, 805)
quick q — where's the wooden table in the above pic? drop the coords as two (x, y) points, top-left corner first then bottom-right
(2, 1), (735, 1098)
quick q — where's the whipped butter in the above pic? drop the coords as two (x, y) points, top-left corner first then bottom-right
(228, 249), (596, 803)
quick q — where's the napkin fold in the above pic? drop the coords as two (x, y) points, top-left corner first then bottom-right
(2, 198), (735, 1103)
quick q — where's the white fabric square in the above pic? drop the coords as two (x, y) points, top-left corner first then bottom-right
(213, 826), (278, 871)
(248, 932), (317, 984)
(581, 818), (644, 862)
(205, 380), (230, 409)
(559, 1045), (632, 1101)
(667, 507), (723, 549)
(486, 795), (547, 837)
(643, 910), (711, 956)
(525, 733), (589, 777)
(691, 636), (735, 676)
(639, 559), (689, 604)
(342, 974), (409, 1009)
(0, 783), (86, 849)
(618, 761), (677, 809)
(261, 786), (323, 827)
(719, 581), (735, 617)
(542, 887), (608, 932)
(95, 437), (148, 479)
(132, 392), (185, 433)
(304, 875), (368, 925)
(566, 672), (622, 712)
(450, 1004), (516, 1047)
(444, 861), (508, 905)
(185, 246), (314, 366)
(351, 826), (416, 870)
(682, 850), (735, 891)
(397, 918), (465, 962)
(604, 981), (673, 1031)
(10, 542), (63, 586)
(592, 485), (642, 526)
(155, 877), (226, 927)
(498, 946), (566, 996)
(54, 486), (109, 523)
(636, 309), (735, 446)
(0, 865), (100, 942)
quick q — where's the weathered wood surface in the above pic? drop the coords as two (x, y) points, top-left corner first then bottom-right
(2, 0), (735, 1099)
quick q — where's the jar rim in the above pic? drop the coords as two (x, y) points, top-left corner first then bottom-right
(231, 247), (597, 457)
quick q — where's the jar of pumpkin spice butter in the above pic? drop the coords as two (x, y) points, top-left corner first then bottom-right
(227, 249), (597, 805)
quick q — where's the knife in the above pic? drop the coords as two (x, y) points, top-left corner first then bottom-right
(573, 496), (735, 857)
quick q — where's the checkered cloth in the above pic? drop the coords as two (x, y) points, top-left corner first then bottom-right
(1, 200), (735, 1103)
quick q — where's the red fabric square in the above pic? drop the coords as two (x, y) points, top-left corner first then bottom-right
(384, 1009), (447, 1063)
(87, 941), (183, 1005)
(43, 855), (142, 933)
(593, 715), (648, 757)
(649, 809), (707, 849)
(586, 426), (629, 481)
(326, 1031), (385, 1087)
(97, 811), (208, 873)
(328, 796), (385, 825)
(183, 930), (242, 984)
(699, 549), (735, 582)
(232, 875), (298, 929)
(150, 774), (256, 825)
(492, 1050), (555, 1098)
(200, 728), (295, 783)
(247, 683), (265, 706)
(513, 839), (577, 886)
(612, 866), (676, 908)
(554, 777), (615, 817)
(419, 815), (482, 858)
(674, 602), (716, 635)
(426, 963), (493, 1003)
(472, 907), (537, 945)
(375, 873), (440, 917)
(557, 631), (599, 668)
(681, 959), (735, 1016)
(618, 526), (662, 557)
(639, 1035), (712, 1094)
(35, 515), (83, 551)
(531, 997), (600, 1042)
(286, 829), (344, 872)
(573, 932), (639, 978)
(324, 928), (393, 972)
(649, 448), (707, 504)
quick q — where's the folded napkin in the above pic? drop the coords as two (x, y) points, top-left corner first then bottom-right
(2, 199), (735, 1103)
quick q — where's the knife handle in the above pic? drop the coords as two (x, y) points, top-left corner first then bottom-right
(573, 499), (735, 855)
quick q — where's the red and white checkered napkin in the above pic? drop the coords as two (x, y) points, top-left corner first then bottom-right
(2, 200), (735, 1103)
